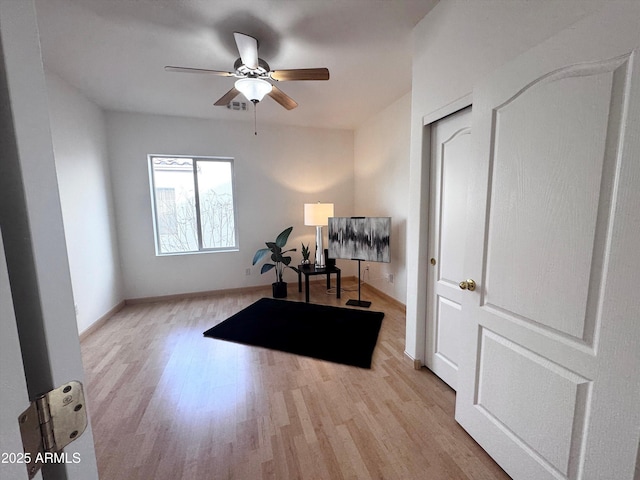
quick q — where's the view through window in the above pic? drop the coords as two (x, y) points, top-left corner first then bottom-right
(149, 155), (238, 254)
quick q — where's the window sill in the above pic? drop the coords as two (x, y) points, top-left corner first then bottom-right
(155, 248), (239, 257)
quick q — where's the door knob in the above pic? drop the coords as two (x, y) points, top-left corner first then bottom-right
(459, 279), (476, 291)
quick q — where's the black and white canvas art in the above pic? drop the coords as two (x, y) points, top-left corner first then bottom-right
(328, 217), (391, 263)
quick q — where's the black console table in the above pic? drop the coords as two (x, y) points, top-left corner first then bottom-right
(297, 264), (341, 303)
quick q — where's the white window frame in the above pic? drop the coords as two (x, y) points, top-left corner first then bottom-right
(148, 154), (239, 256)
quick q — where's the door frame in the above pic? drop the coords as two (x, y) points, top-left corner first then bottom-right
(0, 229), (31, 480)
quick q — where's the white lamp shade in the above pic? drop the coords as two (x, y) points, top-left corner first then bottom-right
(235, 78), (272, 102)
(304, 203), (334, 226)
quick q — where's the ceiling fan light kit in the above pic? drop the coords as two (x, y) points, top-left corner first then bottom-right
(234, 77), (272, 103)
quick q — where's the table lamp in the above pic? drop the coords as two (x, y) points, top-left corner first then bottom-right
(304, 202), (334, 268)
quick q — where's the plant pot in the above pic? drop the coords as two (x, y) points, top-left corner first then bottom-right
(272, 281), (288, 299)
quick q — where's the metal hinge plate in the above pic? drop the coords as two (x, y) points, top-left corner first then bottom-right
(18, 381), (88, 479)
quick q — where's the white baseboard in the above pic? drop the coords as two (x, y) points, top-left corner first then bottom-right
(79, 300), (125, 340)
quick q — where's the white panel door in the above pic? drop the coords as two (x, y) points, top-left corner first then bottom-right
(455, 5), (640, 480)
(0, 1), (98, 478)
(425, 107), (471, 390)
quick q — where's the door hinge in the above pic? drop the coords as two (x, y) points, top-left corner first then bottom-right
(18, 381), (88, 479)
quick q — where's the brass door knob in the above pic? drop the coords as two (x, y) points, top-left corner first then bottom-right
(459, 279), (476, 291)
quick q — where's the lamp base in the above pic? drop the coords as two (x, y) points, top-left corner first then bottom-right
(315, 225), (325, 268)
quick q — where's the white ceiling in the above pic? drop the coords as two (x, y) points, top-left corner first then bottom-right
(34, 0), (438, 130)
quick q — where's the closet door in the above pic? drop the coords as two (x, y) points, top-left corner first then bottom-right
(455, 5), (640, 479)
(424, 107), (471, 391)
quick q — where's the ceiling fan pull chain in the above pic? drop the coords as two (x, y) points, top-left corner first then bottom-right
(254, 101), (258, 135)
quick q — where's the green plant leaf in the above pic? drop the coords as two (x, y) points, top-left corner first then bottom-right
(282, 256), (292, 266)
(275, 227), (293, 248)
(266, 242), (281, 255)
(260, 263), (275, 274)
(252, 248), (270, 265)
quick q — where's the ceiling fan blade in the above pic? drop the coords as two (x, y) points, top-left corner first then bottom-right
(268, 85), (298, 110)
(233, 32), (259, 70)
(270, 68), (330, 81)
(165, 66), (234, 76)
(214, 87), (240, 106)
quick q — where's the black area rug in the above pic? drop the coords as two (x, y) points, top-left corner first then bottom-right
(203, 298), (384, 368)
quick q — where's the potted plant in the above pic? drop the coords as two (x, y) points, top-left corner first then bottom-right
(252, 226), (299, 298)
(301, 243), (311, 264)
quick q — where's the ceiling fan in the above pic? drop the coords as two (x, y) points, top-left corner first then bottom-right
(165, 32), (330, 110)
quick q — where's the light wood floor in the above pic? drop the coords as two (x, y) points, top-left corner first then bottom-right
(80, 283), (510, 480)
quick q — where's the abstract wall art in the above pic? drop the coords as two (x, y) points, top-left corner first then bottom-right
(328, 217), (391, 263)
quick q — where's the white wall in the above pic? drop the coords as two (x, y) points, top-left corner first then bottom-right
(354, 92), (411, 304)
(46, 72), (124, 333)
(106, 111), (354, 299)
(405, 0), (612, 362)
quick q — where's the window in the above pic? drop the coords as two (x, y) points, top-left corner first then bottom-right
(149, 155), (238, 255)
